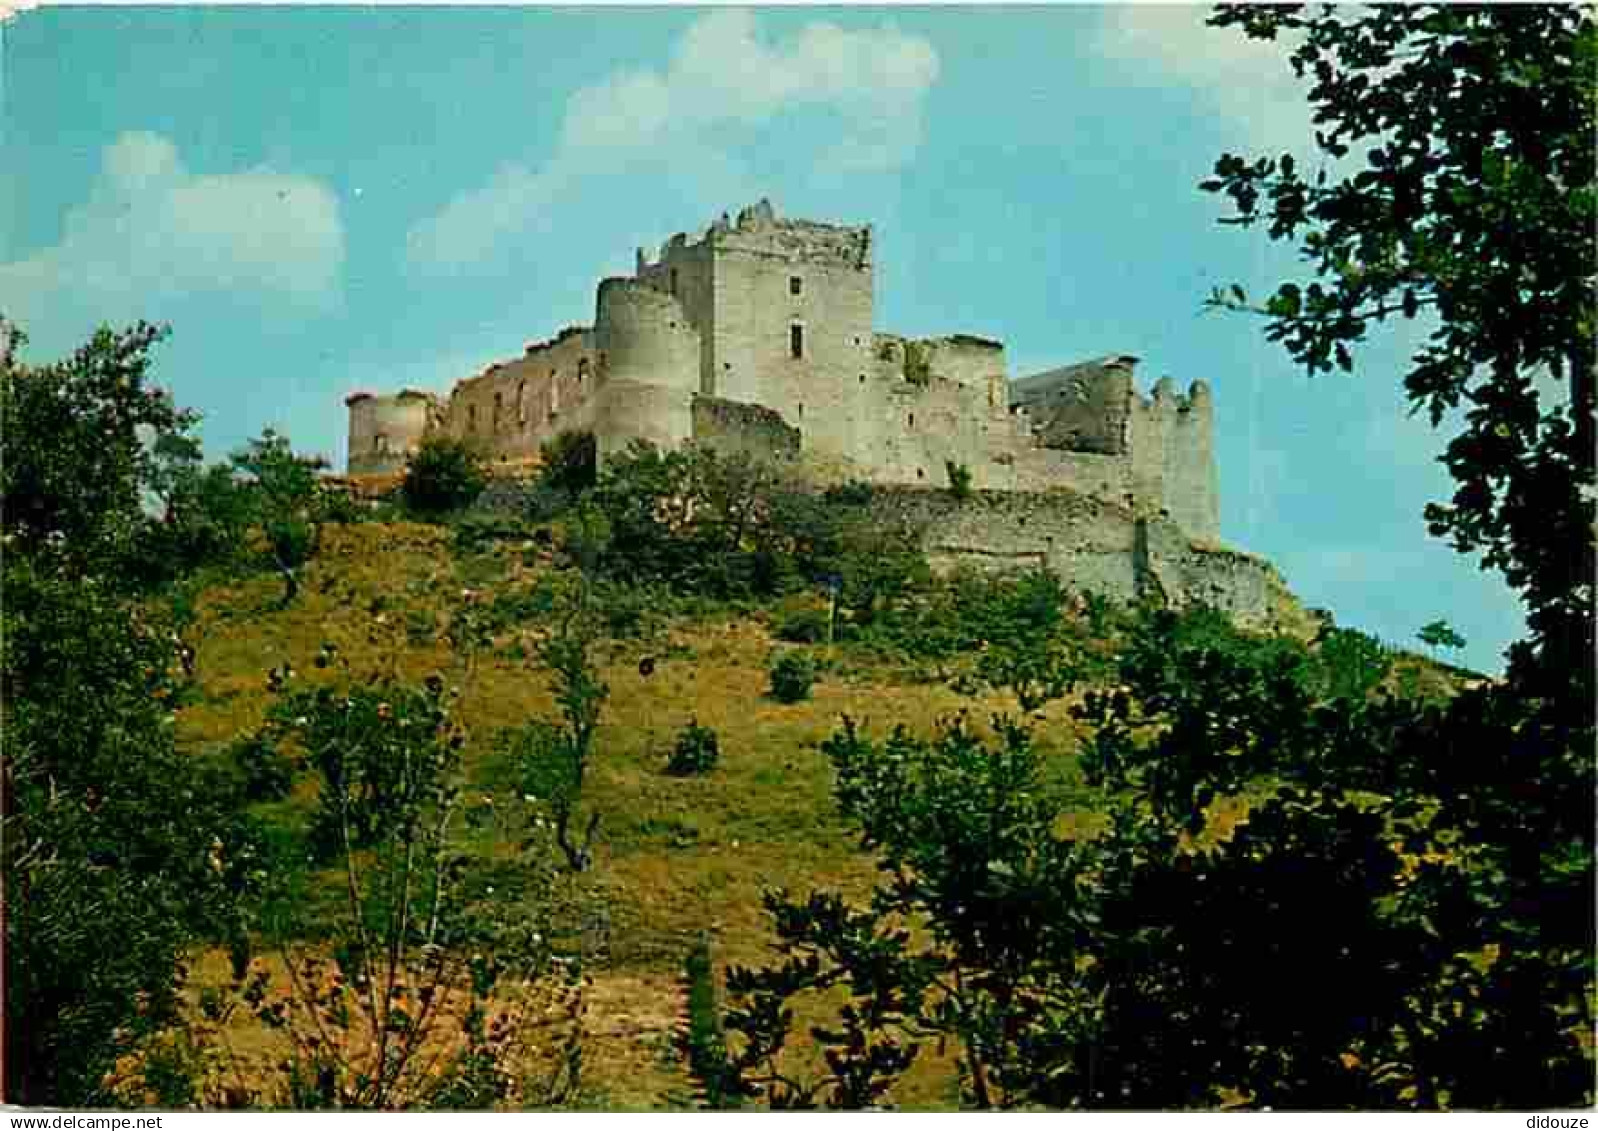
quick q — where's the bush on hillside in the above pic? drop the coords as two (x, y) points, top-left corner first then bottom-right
(402, 435), (488, 517)
(666, 720), (721, 777)
(537, 429), (597, 504)
(768, 652), (816, 703)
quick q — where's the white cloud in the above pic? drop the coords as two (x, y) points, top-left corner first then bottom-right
(0, 131), (344, 332)
(407, 9), (939, 273)
(1092, 6), (1314, 156)
(0, 0), (39, 25)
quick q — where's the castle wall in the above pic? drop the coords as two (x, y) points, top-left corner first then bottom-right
(591, 381), (695, 461)
(864, 487), (1288, 625)
(1160, 381), (1219, 543)
(346, 390), (436, 475)
(692, 395), (801, 461)
(1011, 359), (1220, 542)
(443, 328), (597, 469)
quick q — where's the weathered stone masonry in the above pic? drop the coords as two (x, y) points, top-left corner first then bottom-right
(347, 201), (1291, 617)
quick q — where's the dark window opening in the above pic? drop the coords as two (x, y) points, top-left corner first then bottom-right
(908, 413), (915, 428)
(789, 276), (802, 296)
(859, 374), (866, 384)
(916, 467), (925, 479)
(798, 403), (804, 419)
(670, 268), (679, 295)
(790, 324), (804, 359)
(577, 358), (590, 382)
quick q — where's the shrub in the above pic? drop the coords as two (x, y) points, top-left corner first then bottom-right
(1312, 625), (1392, 702)
(451, 511), (527, 555)
(538, 430), (597, 502)
(768, 652), (816, 703)
(266, 680), (456, 862)
(679, 936), (740, 1108)
(774, 604), (829, 644)
(226, 733), (298, 803)
(231, 429), (329, 606)
(945, 460), (973, 501)
(402, 435), (488, 516)
(822, 480), (874, 507)
(666, 720), (720, 777)
(505, 607), (610, 872)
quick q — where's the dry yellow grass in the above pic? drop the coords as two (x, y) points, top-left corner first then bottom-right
(163, 520), (1096, 1109)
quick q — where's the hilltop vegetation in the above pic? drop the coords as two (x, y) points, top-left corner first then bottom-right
(6, 312), (1587, 1110)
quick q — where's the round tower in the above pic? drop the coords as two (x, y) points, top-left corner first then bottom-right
(346, 390), (434, 475)
(590, 277), (702, 461)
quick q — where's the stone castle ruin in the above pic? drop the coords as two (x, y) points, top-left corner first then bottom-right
(347, 201), (1292, 621)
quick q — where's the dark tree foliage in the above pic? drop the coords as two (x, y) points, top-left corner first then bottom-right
(231, 429), (331, 605)
(1, 322), (256, 1104)
(1200, 3), (1595, 694)
(1073, 609), (1593, 1109)
(537, 429), (598, 501)
(401, 434), (488, 517)
(1, 320), (197, 581)
(722, 605), (1593, 1109)
(572, 440), (926, 606)
(142, 432), (257, 583)
(1195, 7), (1595, 1106)
(2, 558), (249, 1104)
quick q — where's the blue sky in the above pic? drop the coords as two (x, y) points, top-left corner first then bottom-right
(1, 4), (1527, 671)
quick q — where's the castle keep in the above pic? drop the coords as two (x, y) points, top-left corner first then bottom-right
(348, 202), (1290, 619)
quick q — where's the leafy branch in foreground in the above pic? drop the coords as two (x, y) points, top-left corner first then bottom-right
(1200, 3), (1594, 692)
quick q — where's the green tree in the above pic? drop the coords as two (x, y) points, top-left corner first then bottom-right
(118, 663), (584, 1110)
(718, 714), (1093, 1109)
(142, 432), (256, 583)
(504, 596), (610, 872)
(1200, 4), (1594, 692)
(1184, 7), (1593, 1104)
(537, 429), (598, 504)
(3, 537), (247, 1105)
(0, 320), (197, 581)
(1416, 618), (1467, 659)
(1, 322), (251, 1104)
(231, 429), (328, 605)
(402, 434), (489, 517)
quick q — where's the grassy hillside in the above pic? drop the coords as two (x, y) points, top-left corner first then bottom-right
(165, 520), (1104, 1107)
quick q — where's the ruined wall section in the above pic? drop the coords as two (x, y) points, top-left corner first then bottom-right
(1011, 358), (1220, 542)
(691, 395), (801, 461)
(1010, 356), (1138, 454)
(443, 327), (597, 470)
(787, 332), (1015, 487)
(865, 487), (1289, 625)
(1158, 380), (1219, 543)
(346, 390), (437, 475)
(1125, 378), (1219, 542)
